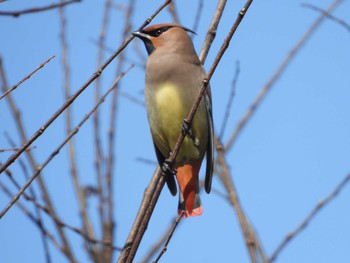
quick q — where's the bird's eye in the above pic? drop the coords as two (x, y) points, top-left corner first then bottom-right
(155, 29), (162, 36)
(148, 26), (171, 37)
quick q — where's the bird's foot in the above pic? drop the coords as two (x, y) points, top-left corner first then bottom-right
(162, 159), (177, 177)
(181, 119), (193, 137)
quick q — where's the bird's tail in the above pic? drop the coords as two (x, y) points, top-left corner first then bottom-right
(175, 161), (203, 217)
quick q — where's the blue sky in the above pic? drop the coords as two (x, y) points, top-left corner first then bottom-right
(1, 0), (350, 262)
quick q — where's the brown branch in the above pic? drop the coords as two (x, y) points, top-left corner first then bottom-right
(199, 0), (228, 63)
(152, 212), (184, 263)
(0, 146), (36, 152)
(0, 66), (133, 219)
(0, 0), (80, 17)
(269, 173), (350, 262)
(219, 61), (240, 140)
(0, 55), (55, 101)
(118, 1), (254, 262)
(225, 0), (343, 152)
(138, 215), (177, 263)
(192, 0), (204, 34)
(58, 2), (99, 262)
(302, 3), (350, 32)
(167, 1), (180, 24)
(94, 1), (112, 247)
(103, 0), (136, 262)
(215, 136), (267, 263)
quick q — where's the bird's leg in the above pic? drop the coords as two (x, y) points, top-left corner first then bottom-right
(162, 158), (177, 177)
(181, 119), (193, 137)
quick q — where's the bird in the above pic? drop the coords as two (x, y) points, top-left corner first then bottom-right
(133, 23), (213, 217)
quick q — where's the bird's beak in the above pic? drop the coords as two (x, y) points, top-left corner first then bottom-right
(132, 31), (149, 40)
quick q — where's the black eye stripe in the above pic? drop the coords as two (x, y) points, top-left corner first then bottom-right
(146, 26), (172, 37)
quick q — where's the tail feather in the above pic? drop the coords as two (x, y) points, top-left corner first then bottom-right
(175, 161), (202, 217)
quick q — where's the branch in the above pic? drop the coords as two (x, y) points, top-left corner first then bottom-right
(0, 0), (80, 17)
(0, 55), (55, 101)
(269, 173), (350, 262)
(302, 3), (350, 32)
(219, 61), (240, 140)
(152, 212), (184, 263)
(215, 136), (267, 263)
(199, 0), (228, 63)
(225, 0), (343, 152)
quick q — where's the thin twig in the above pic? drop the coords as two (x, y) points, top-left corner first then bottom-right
(192, 0), (204, 34)
(138, 216), (177, 263)
(302, 3), (350, 32)
(199, 0), (228, 64)
(152, 212), (184, 263)
(167, 1), (180, 24)
(0, 0), (80, 17)
(0, 55), (55, 101)
(0, 66), (133, 219)
(219, 61), (240, 140)
(93, 1), (111, 249)
(0, 146), (36, 152)
(58, 2), (99, 261)
(225, 0), (343, 152)
(269, 173), (350, 262)
(215, 136), (267, 263)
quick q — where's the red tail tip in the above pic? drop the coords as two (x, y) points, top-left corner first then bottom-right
(178, 206), (203, 218)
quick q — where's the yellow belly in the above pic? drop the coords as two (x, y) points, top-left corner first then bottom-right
(149, 82), (207, 163)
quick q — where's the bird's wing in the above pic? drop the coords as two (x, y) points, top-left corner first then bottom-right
(205, 88), (214, 194)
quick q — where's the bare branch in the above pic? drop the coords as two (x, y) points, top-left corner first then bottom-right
(192, 0), (204, 34)
(219, 61), (240, 140)
(0, 0), (81, 17)
(0, 55), (55, 101)
(302, 3), (350, 32)
(215, 136), (267, 263)
(199, 0), (228, 63)
(167, 1), (180, 24)
(269, 173), (350, 262)
(152, 212), (184, 263)
(225, 0), (343, 152)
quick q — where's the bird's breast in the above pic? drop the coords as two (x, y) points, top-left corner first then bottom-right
(146, 82), (208, 163)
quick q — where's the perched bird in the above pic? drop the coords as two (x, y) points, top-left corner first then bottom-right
(133, 23), (213, 217)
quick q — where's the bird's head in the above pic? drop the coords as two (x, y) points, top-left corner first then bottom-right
(132, 23), (196, 55)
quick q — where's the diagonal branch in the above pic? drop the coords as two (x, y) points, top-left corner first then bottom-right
(215, 135), (267, 263)
(269, 173), (350, 262)
(0, 0), (80, 17)
(0, 55), (55, 101)
(302, 3), (350, 32)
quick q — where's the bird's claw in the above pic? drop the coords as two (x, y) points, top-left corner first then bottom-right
(162, 159), (177, 176)
(181, 119), (193, 137)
